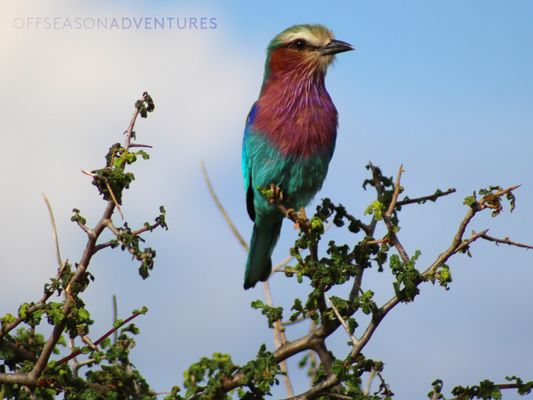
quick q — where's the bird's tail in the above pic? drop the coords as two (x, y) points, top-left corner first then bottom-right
(244, 220), (282, 289)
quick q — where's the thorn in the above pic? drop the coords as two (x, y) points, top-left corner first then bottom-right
(81, 169), (96, 177)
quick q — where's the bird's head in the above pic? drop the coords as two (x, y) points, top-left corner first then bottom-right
(264, 24), (353, 81)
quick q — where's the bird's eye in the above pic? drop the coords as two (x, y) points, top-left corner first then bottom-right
(291, 39), (307, 50)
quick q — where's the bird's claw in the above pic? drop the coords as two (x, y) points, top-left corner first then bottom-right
(267, 183), (284, 205)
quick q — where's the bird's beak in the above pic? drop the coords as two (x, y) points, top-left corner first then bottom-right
(320, 39), (354, 56)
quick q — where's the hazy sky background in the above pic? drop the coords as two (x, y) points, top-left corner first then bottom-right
(1, 1), (532, 398)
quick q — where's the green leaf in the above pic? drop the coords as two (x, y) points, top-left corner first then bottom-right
(251, 300), (283, 328)
(364, 200), (383, 220)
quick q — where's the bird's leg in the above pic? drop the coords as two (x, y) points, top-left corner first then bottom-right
(268, 184), (296, 216)
(265, 183), (306, 230)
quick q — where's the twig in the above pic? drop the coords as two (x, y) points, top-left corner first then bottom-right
(396, 188), (456, 207)
(454, 229), (490, 254)
(73, 358), (97, 375)
(57, 310), (143, 365)
(319, 393), (352, 400)
(272, 221), (332, 273)
(272, 255), (294, 273)
(284, 373), (338, 400)
(365, 238), (388, 246)
(68, 336), (80, 376)
(327, 297), (357, 347)
(281, 316), (306, 326)
(479, 185), (521, 210)
(131, 221), (164, 236)
(375, 371), (393, 397)
(366, 162), (384, 234)
(480, 233), (533, 250)
(421, 207), (477, 279)
(93, 240), (115, 252)
(104, 220), (119, 235)
(200, 160), (248, 251)
(124, 92), (148, 150)
(449, 382), (531, 400)
(96, 219), (163, 253)
(105, 180), (124, 221)
(42, 193), (62, 269)
(420, 185), (521, 280)
(263, 281), (294, 397)
(386, 164), (404, 216)
(383, 165), (410, 263)
(112, 295), (118, 344)
(76, 220), (95, 238)
(363, 367), (377, 395)
(81, 335), (99, 352)
(349, 266), (364, 304)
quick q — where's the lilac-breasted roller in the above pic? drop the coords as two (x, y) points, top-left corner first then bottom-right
(242, 24), (353, 289)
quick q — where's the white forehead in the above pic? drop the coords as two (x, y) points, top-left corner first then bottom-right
(277, 25), (334, 47)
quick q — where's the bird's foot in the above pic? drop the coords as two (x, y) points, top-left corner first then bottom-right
(267, 183), (284, 205)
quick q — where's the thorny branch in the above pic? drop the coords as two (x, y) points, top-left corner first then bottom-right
(242, 164), (528, 399)
(200, 160), (530, 399)
(480, 233), (533, 250)
(0, 92), (155, 388)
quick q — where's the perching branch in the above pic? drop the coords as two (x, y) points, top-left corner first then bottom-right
(278, 167), (529, 399)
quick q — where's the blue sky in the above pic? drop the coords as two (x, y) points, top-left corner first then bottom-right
(1, 1), (532, 398)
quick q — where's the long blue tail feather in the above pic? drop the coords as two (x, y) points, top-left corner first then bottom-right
(243, 220), (282, 289)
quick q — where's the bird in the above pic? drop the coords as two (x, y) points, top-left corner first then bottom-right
(242, 24), (353, 289)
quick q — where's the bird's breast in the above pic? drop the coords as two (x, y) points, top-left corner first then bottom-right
(252, 83), (338, 158)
